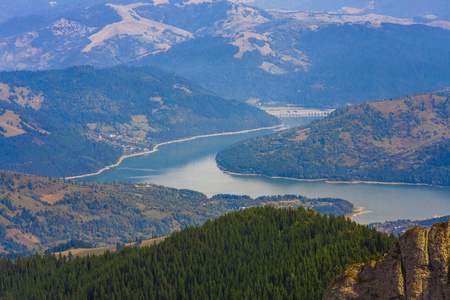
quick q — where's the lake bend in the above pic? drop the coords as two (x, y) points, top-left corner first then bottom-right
(77, 118), (450, 224)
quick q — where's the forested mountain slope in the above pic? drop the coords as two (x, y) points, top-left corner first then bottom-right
(0, 206), (394, 299)
(216, 91), (450, 186)
(0, 65), (278, 177)
(0, 170), (353, 256)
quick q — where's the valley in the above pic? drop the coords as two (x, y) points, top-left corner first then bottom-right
(0, 0), (449, 299)
(75, 119), (450, 225)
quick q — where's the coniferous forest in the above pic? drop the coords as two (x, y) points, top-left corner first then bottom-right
(0, 206), (395, 299)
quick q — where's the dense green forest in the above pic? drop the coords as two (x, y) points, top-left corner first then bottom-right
(0, 206), (395, 299)
(0, 170), (354, 256)
(0, 65), (278, 177)
(217, 91), (450, 186)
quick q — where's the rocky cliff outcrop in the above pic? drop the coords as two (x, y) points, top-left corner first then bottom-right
(323, 219), (450, 300)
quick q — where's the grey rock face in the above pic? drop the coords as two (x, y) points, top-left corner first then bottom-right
(323, 219), (450, 300)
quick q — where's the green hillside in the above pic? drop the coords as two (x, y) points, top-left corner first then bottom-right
(216, 91), (450, 186)
(0, 206), (394, 299)
(0, 65), (278, 177)
(0, 170), (354, 256)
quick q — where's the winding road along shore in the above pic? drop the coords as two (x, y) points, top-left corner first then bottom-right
(65, 125), (282, 180)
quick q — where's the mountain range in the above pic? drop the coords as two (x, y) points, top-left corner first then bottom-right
(3, 0), (449, 24)
(240, 0), (450, 21)
(1, 0), (449, 107)
(0, 0), (449, 296)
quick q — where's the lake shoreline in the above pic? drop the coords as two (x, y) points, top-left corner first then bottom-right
(65, 125), (282, 180)
(219, 169), (446, 188)
(65, 118), (450, 225)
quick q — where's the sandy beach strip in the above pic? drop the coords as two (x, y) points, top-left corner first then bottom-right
(345, 207), (372, 220)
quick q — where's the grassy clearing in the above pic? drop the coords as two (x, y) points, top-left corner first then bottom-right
(6, 229), (40, 247)
(131, 115), (148, 123)
(56, 236), (167, 258)
(0, 110), (27, 137)
(41, 189), (67, 204)
(86, 123), (98, 130)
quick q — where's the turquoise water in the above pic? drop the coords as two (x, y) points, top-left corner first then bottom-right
(78, 118), (450, 224)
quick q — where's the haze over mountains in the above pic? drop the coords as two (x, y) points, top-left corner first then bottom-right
(239, 0), (450, 21)
(0, 1), (450, 298)
(1, 0), (450, 107)
(3, 0), (449, 23)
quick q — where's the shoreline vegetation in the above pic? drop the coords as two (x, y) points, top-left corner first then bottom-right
(65, 125), (282, 180)
(219, 169), (445, 188)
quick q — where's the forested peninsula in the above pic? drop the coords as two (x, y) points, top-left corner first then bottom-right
(216, 91), (450, 186)
(0, 65), (278, 177)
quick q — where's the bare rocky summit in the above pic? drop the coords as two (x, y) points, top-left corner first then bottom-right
(323, 219), (450, 299)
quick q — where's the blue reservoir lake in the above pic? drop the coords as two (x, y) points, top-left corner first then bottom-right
(78, 118), (450, 224)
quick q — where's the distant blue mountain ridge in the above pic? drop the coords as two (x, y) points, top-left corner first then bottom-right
(2, 0), (449, 23)
(1, 0), (449, 108)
